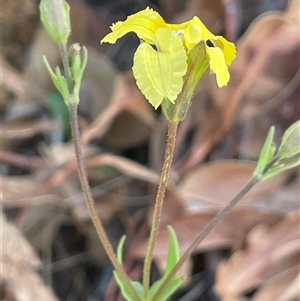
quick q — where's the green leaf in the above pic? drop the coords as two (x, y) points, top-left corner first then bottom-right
(278, 120), (300, 158)
(253, 126), (277, 179)
(257, 121), (300, 181)
(132, 282), (144, 297)
(43, 56), (70, 106)
(116, 235), (126, 263)
(150, 276), (182, 301)
(164, 226), (180, 276)
(68, 44), (88, 105)
(113, 236), (143, 301)
(262, 153), (300, 181)
(114, 272), (143, 301)
(261, 162), (284, 181)
(149, 226), (183, 300)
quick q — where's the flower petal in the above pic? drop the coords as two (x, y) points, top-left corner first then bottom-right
(101, 7), (165, 45)
(133, 28), (187, 108)
(206, 46), (230, 87)
(183, 18), (203, 49)
(214, 36), (236, 65)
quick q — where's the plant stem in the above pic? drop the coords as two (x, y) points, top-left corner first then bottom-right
(69, 104), (140, 301)
(59, 43), (73, 93)
(152, 176), (260, 300)
(59, 42), (140, 301)
(143, 121), (178, 300)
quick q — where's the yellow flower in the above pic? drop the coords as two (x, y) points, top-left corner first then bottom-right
(101, 7), (236, 109)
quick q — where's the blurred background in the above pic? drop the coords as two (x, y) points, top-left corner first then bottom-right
(1, 0), (299, 300)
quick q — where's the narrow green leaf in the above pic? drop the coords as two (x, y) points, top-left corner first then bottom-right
(116, 235), (126, 263)
(164, 226), (180, 276)
(150, 276), (182, 301)
(262, 153), (300, 181)
(279, 120), (300, 146)
(114, 272), (143, 301)
(253, 126), (276, 179)
(149, 226), (183, 300)
(261, 163), (284, 181)
(278, 120), (300, 158)
(43, 55), (57, 79)
(132, 282), (144, 297)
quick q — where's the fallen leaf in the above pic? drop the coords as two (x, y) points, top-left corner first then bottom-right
(215, 210), (300, 300)
(131, 208), (283, 276)
(81, 71), (155, 148)
(1, 212), (59, 301)
(252, 267), (299, 301)
(179, 160), (287, 211)
(1, 175), (61, 208)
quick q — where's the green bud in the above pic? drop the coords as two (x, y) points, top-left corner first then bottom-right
(161, 41), (209, 123)
(69, 43), (82, 78)
(40, 0), (71, 44)
(68, 44), (88, 105)
(253, 121), (300, 182)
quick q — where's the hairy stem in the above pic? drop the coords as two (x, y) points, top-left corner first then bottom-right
(59, 41), (140, 301)
(152, 176), (260, 300)
(69, 104), (140, 301)
(59, 43), (73, 93)
(143, 121), (178, 299)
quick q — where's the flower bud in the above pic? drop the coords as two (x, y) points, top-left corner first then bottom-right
(40, 0), (71, 44)
(69, 43), (82, 78)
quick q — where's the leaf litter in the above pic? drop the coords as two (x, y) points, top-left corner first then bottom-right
(1, 0), (299, 300)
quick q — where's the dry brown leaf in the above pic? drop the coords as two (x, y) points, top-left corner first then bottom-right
(1, 175), (61, 208)
(131, 208), (283, 274)
(213, 1), (299, 118)
(179, 160), (287, 211)
(44, 151), (159, 194)
(252, 267), (299, 301)
(1, 120), (60, 141)
(211, 0), (300, 131)
(215, 210), (300, 300)
(86, 154), (160, 184)
(86, 154), (185, 223)
(174, 0), (299, 173)
(81, 71), (155, 148)
(1, 54), (28, 96)
(1, 213), (58, 301)
(0, 150), (45, 169)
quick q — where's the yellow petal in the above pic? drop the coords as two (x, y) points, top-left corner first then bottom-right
(189, 17), (216, 41)
(101, 7), (165, 45)
(206, 46), (230, 87)
(214, 36), (236, 65)
(183, 18), (203, 49)
(133, 28), (187, 108)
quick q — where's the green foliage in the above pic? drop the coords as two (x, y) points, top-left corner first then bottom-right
(68, 44), (88, 105)
(149, 226), (183, 301)
(43, 56), (71, 105)
(113, 227), (183, 301)
(42, 45), (88, 107)
(253, 120), (300, 181)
